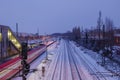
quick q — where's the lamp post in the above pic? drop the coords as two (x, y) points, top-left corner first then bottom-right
(46, 37), (48, 61)
(0, 27), (2, 61)
(16, 23), (18, 37)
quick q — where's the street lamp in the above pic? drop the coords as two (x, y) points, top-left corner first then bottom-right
(46, 39), (48, 61)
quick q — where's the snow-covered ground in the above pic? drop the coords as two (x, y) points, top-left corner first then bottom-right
(79, 46), (120, 80)
(27, 39), (119, 80)
(27, 41), (58, 80)
(13, 39), (120, 80)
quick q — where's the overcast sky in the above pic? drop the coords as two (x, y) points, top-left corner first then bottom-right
(0, 0), (120, 34)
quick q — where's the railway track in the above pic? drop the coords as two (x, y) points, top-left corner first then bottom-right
(66, 41), (82, 80)
(44, 47), (61, 80)
(66, 40), (94, 80)
(43, 40), (115, 80)
(70, 42), (108, 80)
(45, 40), (83, 80)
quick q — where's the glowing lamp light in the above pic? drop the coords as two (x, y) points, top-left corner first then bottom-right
(8, 30), (12, 37)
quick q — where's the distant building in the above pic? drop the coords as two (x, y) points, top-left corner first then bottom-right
(114, 34), (120, 46)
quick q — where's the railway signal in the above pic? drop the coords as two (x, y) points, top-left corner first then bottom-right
(21, 42), (30, 80)
(21, 42), (28, 59)
(22, 60), (30, 76)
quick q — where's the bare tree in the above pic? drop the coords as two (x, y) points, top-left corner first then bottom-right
(72, 26), (81, 41)
(97, 11), (103, 40)
(105, 17), (114, 47)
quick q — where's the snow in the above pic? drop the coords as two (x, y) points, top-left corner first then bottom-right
(27, 42), (58, 80)
(78, 45), (120, 80)
(28, 40), (119, 80)
(12, 39), (120, 80)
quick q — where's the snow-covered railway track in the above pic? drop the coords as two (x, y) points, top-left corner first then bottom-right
(45, 40), (80, 80)
(70, 43), (107, 80)
(45, 40), (111, 80)
(60, 41), (73, 80)
(44, 49), (61, 80)
(29, 40), (116, 80)
(67, 41), (93, 80)
(66, 41), (82, 80)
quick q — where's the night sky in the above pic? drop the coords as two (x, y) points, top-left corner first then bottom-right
(0, 0), (120, 34)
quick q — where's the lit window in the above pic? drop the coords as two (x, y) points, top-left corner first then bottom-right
(8, 30), (12, 38)
(7, 29), (22, 51)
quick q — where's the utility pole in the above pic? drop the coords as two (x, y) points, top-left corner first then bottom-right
(85, 31), (88, 46)
(46, 35), (48, 61)
(102, 25), (105, 48)
(37, 27), (39, 36)
(97, 11), (102, 40)
(0, 27), (2, 60)
(16, 23), (18, 37)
